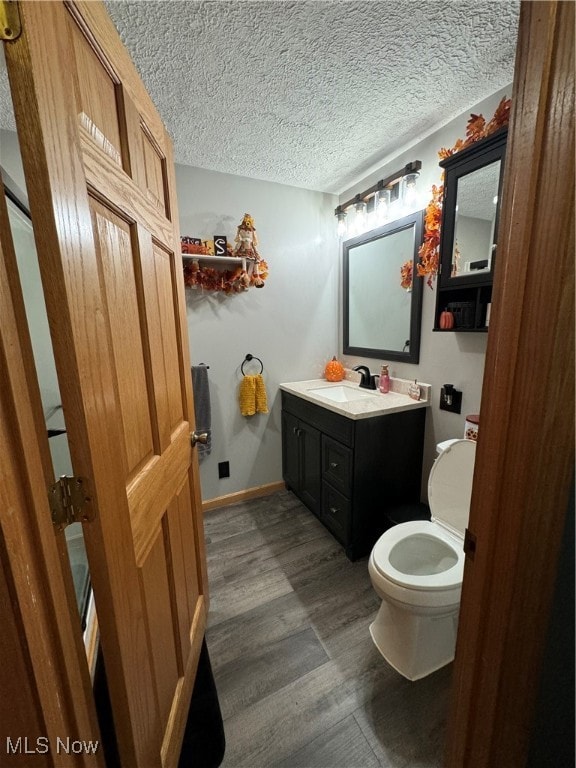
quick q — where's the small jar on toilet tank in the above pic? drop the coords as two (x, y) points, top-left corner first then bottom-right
(464, 414), (479, 441)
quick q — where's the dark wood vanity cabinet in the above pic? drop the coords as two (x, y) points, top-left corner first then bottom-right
(281, 391), (426, 560)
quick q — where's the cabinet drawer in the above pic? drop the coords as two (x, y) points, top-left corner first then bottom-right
(321, 483), (350, 546)
(281, 392), (354, 447)
(322, 435), (352, 496)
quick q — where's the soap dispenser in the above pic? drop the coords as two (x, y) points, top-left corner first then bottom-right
(379, 365), (390, 394)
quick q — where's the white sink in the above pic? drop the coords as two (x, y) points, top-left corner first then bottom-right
(306, 385), (377, 403)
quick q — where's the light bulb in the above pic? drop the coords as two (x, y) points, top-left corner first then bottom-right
(336, 210), (347, 238)
(401, 172), (419, 212)
(353, 199), (367, 235)
(374, 188), (391, 225)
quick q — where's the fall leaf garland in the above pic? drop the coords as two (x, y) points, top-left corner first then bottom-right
(182, 213), (269, 293)
(416, 97), (511, 288)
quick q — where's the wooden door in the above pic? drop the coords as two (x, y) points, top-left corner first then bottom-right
(4, 2), (208, 766)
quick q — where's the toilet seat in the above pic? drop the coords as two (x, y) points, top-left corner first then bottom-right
(371, 520), (463, 591)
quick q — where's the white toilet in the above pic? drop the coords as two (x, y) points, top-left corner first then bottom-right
(368, 439), (476, 681)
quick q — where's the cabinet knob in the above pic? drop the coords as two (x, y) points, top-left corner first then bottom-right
(329, 506), (339, 515)
(329, 461), (338, 469)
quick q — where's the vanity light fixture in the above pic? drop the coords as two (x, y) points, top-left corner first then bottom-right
(335, 160), (422, 238)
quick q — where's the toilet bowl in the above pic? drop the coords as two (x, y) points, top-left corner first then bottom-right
(368, 439), (476, 681)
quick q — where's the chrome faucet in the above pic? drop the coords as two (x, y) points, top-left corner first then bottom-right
(353, 365), (377, 390)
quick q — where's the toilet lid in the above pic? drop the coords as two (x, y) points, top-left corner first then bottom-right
(428, 439), (476, 535)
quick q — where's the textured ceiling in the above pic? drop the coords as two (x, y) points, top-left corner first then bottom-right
(0, 1), (520, 193)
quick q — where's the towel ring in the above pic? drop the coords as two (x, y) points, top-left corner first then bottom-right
(241, 354), (264, 375)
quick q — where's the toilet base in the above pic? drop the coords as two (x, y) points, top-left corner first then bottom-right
(369, 598), (459, 681)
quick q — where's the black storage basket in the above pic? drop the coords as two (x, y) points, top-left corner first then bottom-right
(447, 301), (476, 329)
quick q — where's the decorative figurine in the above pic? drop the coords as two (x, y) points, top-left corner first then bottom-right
(234, 213), (260, 261)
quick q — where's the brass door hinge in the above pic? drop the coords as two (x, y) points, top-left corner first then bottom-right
(49, 476), (92, 529)
(0, 1), (21, 41)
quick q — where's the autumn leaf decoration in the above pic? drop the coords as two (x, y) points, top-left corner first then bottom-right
(400, 259), (413, 291)
(415, 97), (511, 288)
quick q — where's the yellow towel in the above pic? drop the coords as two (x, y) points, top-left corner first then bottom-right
(239, 374), (268, 416)
(255, 374), (268, 414)
(239, 376), (257, 416)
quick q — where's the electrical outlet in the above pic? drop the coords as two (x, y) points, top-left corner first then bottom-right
(439, 385), (462, 414)
(218, 461), (230, 479)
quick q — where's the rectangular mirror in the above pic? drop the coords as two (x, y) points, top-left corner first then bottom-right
(343, 210), (424, 363)
(451, 159), (501, 278)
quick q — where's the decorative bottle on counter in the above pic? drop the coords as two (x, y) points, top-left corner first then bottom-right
(409, 380), (421, 401)
(379, 365), (390, 394)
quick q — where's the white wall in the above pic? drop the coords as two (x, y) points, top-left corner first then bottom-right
(339, 87), (511, 495)
(176, 166), (338, 501)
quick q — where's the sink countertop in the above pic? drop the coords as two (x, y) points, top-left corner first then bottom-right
(279, 378), (431, 420)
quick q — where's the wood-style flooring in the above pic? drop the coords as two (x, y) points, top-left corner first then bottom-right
(205, 490), (451, 768)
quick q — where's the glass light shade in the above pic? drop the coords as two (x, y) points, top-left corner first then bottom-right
(336, 210), (347, 238)
(352, 199), (367, 235)
(401, 172), (419, 211)
(374, 188), (391, 224)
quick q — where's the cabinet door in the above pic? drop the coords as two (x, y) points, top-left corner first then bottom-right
(299, 422), (322, 516)
(282, 411), (300, 491)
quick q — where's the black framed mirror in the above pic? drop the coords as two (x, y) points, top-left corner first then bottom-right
(439, 127), (507, 288)
(343, 210), (424, 363)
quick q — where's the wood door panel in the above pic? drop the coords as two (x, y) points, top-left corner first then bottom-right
(136, 227), (172, 452)
(141, 124), (169, 215)
(91, 199), (155, 477)
(68, 14), (123, 167)
(128, 423), (190, 567)
(165, 495), (194, 670)
(154, 245), (185, 430)
(140, 525), (180, 732)
(174, 476), (201, 632)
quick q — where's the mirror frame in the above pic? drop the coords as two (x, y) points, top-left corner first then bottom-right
(439, 127), (507, 288)
(343, 209), (424, 363)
